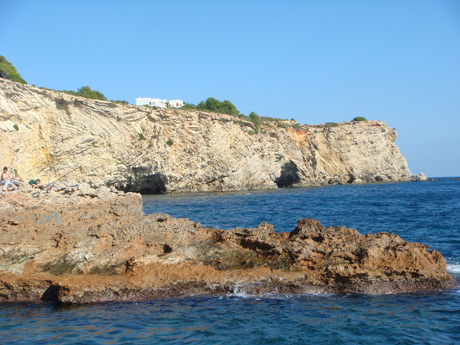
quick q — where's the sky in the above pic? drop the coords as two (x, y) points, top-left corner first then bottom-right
(1, 0), (459, 176)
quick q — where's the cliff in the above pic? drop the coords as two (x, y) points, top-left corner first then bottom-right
(0, 79), (411, 193)
(0, 191), (454, 303)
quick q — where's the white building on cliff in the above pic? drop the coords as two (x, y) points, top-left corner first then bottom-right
(136, 97), (184, 109)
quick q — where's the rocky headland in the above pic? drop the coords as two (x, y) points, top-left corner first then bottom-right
(0, 189), (454, 304)
(0, 79), (445, 305)
(0, 78), (412, 193)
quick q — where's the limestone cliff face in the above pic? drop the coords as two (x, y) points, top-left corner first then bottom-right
(0, 79), (411, 193)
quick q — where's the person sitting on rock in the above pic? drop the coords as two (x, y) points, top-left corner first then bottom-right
(1, 166), (17, 191)
(28, 178), (41, 188)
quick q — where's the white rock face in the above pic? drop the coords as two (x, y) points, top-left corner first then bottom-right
(0, 79), (411, 193)
(411, 172), (428, 182)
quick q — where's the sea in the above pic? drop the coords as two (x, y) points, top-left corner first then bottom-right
(1, 178), (459, 344)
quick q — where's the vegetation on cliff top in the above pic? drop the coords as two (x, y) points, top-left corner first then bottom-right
(60, 86), (128, 104)
(62, 86), (107, 100)
(182, 98), (288, 131)
(249, 112), (262, 127)
(0, 55), (27, 84)
(181, 98), (371, 130)
(0, 57), (117, 103)
(0, 55), (370, 128)
(195, 97), (240, 116)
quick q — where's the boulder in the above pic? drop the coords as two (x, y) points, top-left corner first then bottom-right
(411, 172), (428, 182)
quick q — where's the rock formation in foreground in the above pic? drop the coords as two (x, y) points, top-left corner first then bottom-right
(0, 79), (411, 193)
(0, 190), (454, 304)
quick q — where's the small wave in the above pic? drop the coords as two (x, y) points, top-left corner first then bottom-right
(446, 264), (460, 273)
(221, 284), (334, 299)
(222, 292), (335, 300)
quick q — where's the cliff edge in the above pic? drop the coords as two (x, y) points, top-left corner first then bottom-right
(0, 79), (411, 193)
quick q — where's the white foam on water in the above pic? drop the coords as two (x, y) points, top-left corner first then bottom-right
(446, 264), (460, 273)
(223, 292), (335, 300)
(228, 284), (254, 298)
(221, 283), (335, 300)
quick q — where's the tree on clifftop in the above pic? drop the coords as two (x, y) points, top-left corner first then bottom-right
(0, 55), (27, 84)
(76, 86), (107, 100)
(196, 97), (239, 115)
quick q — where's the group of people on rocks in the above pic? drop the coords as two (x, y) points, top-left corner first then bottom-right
(1, 166), (41, 192)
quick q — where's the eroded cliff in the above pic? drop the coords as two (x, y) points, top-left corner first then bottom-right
(0, 79), (411, 193)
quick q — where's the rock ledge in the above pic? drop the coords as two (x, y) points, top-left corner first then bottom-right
(0, 190), (455, 304)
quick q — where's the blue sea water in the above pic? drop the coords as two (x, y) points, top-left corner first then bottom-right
(1, 179), (460, 344)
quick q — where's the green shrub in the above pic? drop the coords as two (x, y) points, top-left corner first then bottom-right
(111, 100), (129, 105)
(62, 90), (78, 96)
(62, 86), (107, 101)
(166, 138), (174, 146)
(13, 124), (19, 131)
(138, 133), (145, 140)
(233, 119), (247, 127)
(76, 86), (107, 100)
(325, 122), (339, 127)
(181, 102), (196, 110)
(352, 116), (367, 122)
(196, 97), (239, 115)
(260, 116), (276, 122)
(0, 55), (27, 84)
(277, 122), (287, 128)
(249, 112), (262, 127)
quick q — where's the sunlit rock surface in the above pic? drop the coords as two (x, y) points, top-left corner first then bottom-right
(0, 191), (454, 304)
(0, 79), (411, 193)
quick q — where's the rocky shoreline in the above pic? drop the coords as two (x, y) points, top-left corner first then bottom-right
(0, 188), (455, 304)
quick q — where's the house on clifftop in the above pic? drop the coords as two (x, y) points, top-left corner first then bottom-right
(136, 97), (184, 108)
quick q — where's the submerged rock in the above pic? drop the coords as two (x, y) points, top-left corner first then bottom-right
(0, 190), (455, 304)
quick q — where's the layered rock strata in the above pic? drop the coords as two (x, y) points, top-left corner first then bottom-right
(0, 191), (454, 304)
(0, 79), (411, 193)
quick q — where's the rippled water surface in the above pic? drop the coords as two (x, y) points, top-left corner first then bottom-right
(1, 179), (459, 344)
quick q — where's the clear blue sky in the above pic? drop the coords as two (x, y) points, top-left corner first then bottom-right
(1, 0), (459, 176)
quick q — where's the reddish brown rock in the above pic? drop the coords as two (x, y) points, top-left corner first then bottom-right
(0, 191), (455, 304)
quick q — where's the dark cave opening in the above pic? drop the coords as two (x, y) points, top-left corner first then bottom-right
(122, 172), (167, 194)
(274, 161), (300, 188)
